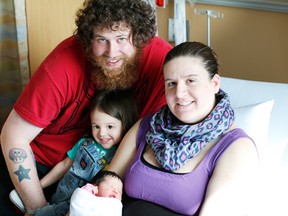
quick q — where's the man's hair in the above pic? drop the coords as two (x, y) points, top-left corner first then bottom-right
(74, 0), (157, 52)
(91, 170), (122, 186)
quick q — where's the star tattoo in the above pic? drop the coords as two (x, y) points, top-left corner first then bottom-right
(14, 165), (31, 182)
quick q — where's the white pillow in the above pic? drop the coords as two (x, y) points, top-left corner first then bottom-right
(233, 100), (274, 164)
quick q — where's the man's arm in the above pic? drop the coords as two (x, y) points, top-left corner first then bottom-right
(1, 109), (47, 212)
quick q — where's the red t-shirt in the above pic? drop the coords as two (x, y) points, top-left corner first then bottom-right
(14, 36), (172, 166)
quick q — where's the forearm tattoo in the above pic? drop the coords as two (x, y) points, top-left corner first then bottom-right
(9, 148), (31, 182)
(9, 148), (27, 163)
(14, 165), (31, 182)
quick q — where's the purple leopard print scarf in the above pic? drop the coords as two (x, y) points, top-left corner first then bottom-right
(145, 89), (235, 171)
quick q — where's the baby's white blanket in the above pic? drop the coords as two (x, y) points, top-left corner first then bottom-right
(69, 188), (122, 216)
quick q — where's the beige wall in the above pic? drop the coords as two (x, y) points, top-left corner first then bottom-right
(26, 0), (83, 74)
(157, 3), (288, 83)
(26, 1), (288, 83)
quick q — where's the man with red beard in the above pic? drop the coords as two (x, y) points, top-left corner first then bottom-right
(0, 0), (172, 215)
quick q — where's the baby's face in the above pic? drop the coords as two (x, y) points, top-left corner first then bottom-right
(97, 177), (123, 201)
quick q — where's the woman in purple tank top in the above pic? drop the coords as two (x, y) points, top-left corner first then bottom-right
(109, 41), (259, 216)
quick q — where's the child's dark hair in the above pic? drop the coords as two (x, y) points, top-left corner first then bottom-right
(90, 170), (122, 186)
(91, 88), (139, 135)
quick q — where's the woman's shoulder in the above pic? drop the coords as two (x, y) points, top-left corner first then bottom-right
(206, 125), (257, 165)
(225, 124), (255, 145)
(218, 125), (259, 163)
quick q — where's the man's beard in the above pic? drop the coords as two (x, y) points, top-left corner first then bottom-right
(90, 51), (141, 90)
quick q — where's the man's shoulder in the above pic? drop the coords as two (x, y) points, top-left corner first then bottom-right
(141, 36), (172, 64)
(145, 36), (172, 51)
(54, 36), (83, 52)
(42, 36), (85, 66)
